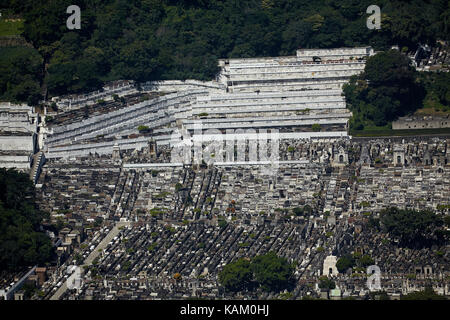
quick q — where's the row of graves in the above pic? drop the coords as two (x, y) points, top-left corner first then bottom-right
(59, 214), (333, 300)
(351, 137), (450, 214)
(35, 135), (449, 300)
(43, 47), (377, 162)
(35, 47), (449, 299)
(0, 102), (39, 171)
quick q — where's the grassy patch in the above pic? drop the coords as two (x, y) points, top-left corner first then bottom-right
(152, 191), (171, 200)
(0, 19), (24, 37)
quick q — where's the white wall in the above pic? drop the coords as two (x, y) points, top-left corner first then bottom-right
(0, 135), (35, 152)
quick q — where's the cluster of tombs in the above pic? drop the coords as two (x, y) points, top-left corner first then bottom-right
(43, 47), (377, 162)
(3, 47), (448, 299)
(33, 135), (450, 300)
(52, 214), (448, 300)
(0, 102), (39, 170)
(37, 137), (450, 223)
(410, 42), (450, 72)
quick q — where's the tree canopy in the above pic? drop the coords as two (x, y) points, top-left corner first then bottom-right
(344, 50), (426, 130)
(379, 207), (448, 248)
(218, 258), (253, 292)
(418, 72), (450, 113)
(336, 253), (375, 274)
(250, 251), (295, 292)
(218, 251), (295, 293)
(1, 0), (449, 102)
(318, 276), (336, 290)
(0, 169), (53, 271)
(336, 254), (355, 274)
(292, 205), (313, 216)
(0, 47), (43, 105)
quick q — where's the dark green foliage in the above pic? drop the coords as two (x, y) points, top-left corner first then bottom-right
(365, 50), (416, 87)
(0, 47), (43, 105)
(418, 72), (450, 112)
(358, 254), (374, 267)
(185, 194), (193, 205)
(401, 286), (447, 300)
(218, 258), (253, 292)
(94, 216), (103, 228)
(344, 50), (426, 130)
(336, 254), (355, 273)
(3, 0), (449, 101)
(369, 291), (390, 300)
(250, 251), (295, 292)
(345, 49), (450, 131)
(336, 253), (374, 273)
(318, 276), (336, 290)
(0, 169), (53, 271)
(218, 251), (295, 293)
(218, 217), (228, 229)
(311, 123), (321, 132)
(151, 170), (159, 177)
(292, 205), (313, 216)
(367, 215), (381, 230)
(445, 216), (450, 228)
(21, 283), (38, 299)
(137, 125), (150, 133)
(292, 207), (303, 216)
(121, 260), (131, 271)
(380, 207), (448, 248)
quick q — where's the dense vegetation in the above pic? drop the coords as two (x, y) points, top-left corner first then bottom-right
(376, 207), (448, 248)
(344, 50), (422, 130)
(0, 0), (448, 102)
(0, 169), (53, 271)
(336, 253), (375, 274)
(344, 49), (450, 131)
(418, 71), (450, 113)
(0, 47), (43, 105)
(335, 207), (448, 275)
(0, 18), (23, 36)
(318, 276), (336, 290)
(292, 204), (313, 216)
(218, 251), (295, 293)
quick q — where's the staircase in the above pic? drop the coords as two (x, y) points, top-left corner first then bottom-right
(29, 151), (45, 184)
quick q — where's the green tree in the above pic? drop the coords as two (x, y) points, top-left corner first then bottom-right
(0, 47), (43, 105)
(218, 258), (253, 292)
(0, 169), (53, 271)
(218, 217), (228, 229)
(380, 207), (447, 248)
(250, 251), (295, 292)
(292, 207), (304, 216)
(138, 125), (150, 133)
(318, 276), (336, 290)
(4, 0), (447, 100)
(336, 254), (355, 273)
(358, 254), (374, 268)
(344, 50), (426, 129)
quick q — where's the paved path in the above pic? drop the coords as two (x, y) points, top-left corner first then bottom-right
(50, 280), (67, 301)
(84, 221), (130, 265)
(50, 221), (131, 300)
